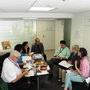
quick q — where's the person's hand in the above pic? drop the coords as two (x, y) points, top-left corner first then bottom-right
(68, 61), (72, 64)
(54, 56), (57, 57)
(60, 57), (63, 60)
(29, 52), (34, 56)
(23, 70), (29, 76)
(69, 68), (74, 72)
(26, 60), (30, 63)
(21, 69), (26, 72)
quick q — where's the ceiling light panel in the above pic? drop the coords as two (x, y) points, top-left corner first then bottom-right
(29, 7), (55, 11)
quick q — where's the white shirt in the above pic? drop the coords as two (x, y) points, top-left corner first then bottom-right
(1, 58), (22, 83)
(86, 77), (90, 84)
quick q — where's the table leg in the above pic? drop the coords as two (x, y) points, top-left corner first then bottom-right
(37, 76), (40, 90)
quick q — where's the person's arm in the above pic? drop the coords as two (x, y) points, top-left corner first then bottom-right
(31, 45), (35, 52)
(58, 48), (70, 59)
(12, 70), (29, 83)
(75, 60), (81, 75)
(65, 48), (71, 59)
(41, 43), (44, 54)
(54, 48), (60, 57)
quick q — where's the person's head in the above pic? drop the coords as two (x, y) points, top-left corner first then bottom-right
(22, 41), (29, 49)
(14, 44), (22, 53)
(60, 40), (66, 48)
(78, 48), (88, 58)
(72, 45), (79, 53)
(35, 38), (40, 44)
(10, 50), (21, 62)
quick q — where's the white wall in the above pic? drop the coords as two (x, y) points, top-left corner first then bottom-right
(36, 20), (55, 50)
(71, 11), (90, 57)
(0, 19), (64, 52)
(0, 12), (73, 19)
(55, 20), (64, 49)
(36, 20), (64, 50)
(0, 20), (36, 52)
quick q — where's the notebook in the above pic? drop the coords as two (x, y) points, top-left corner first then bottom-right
(59, 60), (73, 68)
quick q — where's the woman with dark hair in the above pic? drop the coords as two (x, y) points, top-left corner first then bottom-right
(64, 48), (90, 90)
(22, 41), (30, 55)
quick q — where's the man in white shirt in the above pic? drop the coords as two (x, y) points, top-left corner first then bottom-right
(1, 50), (29, 90)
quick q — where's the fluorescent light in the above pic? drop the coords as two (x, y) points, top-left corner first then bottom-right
(22, 17), (38, 20)
(29, 7), (54, 11)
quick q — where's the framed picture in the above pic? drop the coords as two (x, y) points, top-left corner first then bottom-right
(1, 41), (11, 50)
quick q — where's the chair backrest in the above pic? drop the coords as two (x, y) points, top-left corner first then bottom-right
(0, 79), (8, 90)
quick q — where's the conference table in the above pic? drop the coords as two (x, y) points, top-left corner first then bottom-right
(24, 63), (49, 90)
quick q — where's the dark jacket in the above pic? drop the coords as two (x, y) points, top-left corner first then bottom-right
(68, 52), (80, 70)
(31, 43), (44, 54)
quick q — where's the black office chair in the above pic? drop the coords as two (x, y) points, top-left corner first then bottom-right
(72, 81), (89, 90)
(0, 52), (10, 90)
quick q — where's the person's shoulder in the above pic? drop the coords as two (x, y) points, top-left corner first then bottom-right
(3, 58), (12, 67)
(31, 43), (36, 47)
(32, 43), (35, 46)
(65, 47), (70, 50)
(83, 56), (89, 61)
(40, 42), (43, 45)
(4, 58), (9, 63)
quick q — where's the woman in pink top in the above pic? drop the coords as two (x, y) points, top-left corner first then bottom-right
(64, 48), (90, 90)
(80, 56), (90, 78)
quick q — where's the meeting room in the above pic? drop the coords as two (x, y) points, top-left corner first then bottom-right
(0, 0), (90, 90)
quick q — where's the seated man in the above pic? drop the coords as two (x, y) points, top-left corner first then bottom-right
(48, 40), (70, 78)
(1, 50), (29, 90)
(31, 38), (47, 61)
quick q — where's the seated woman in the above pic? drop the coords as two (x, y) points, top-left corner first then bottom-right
(21, 41), (33, 63)
(31, 38), (47, 61)
(68, 45), (80, 67)
(64, 48), (90, 90)
(22, 41), (30, 55)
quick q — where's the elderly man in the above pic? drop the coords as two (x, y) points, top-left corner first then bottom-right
(1, 50), (29, 90)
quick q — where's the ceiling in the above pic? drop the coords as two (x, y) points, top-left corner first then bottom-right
(0, 0), (90, 13)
